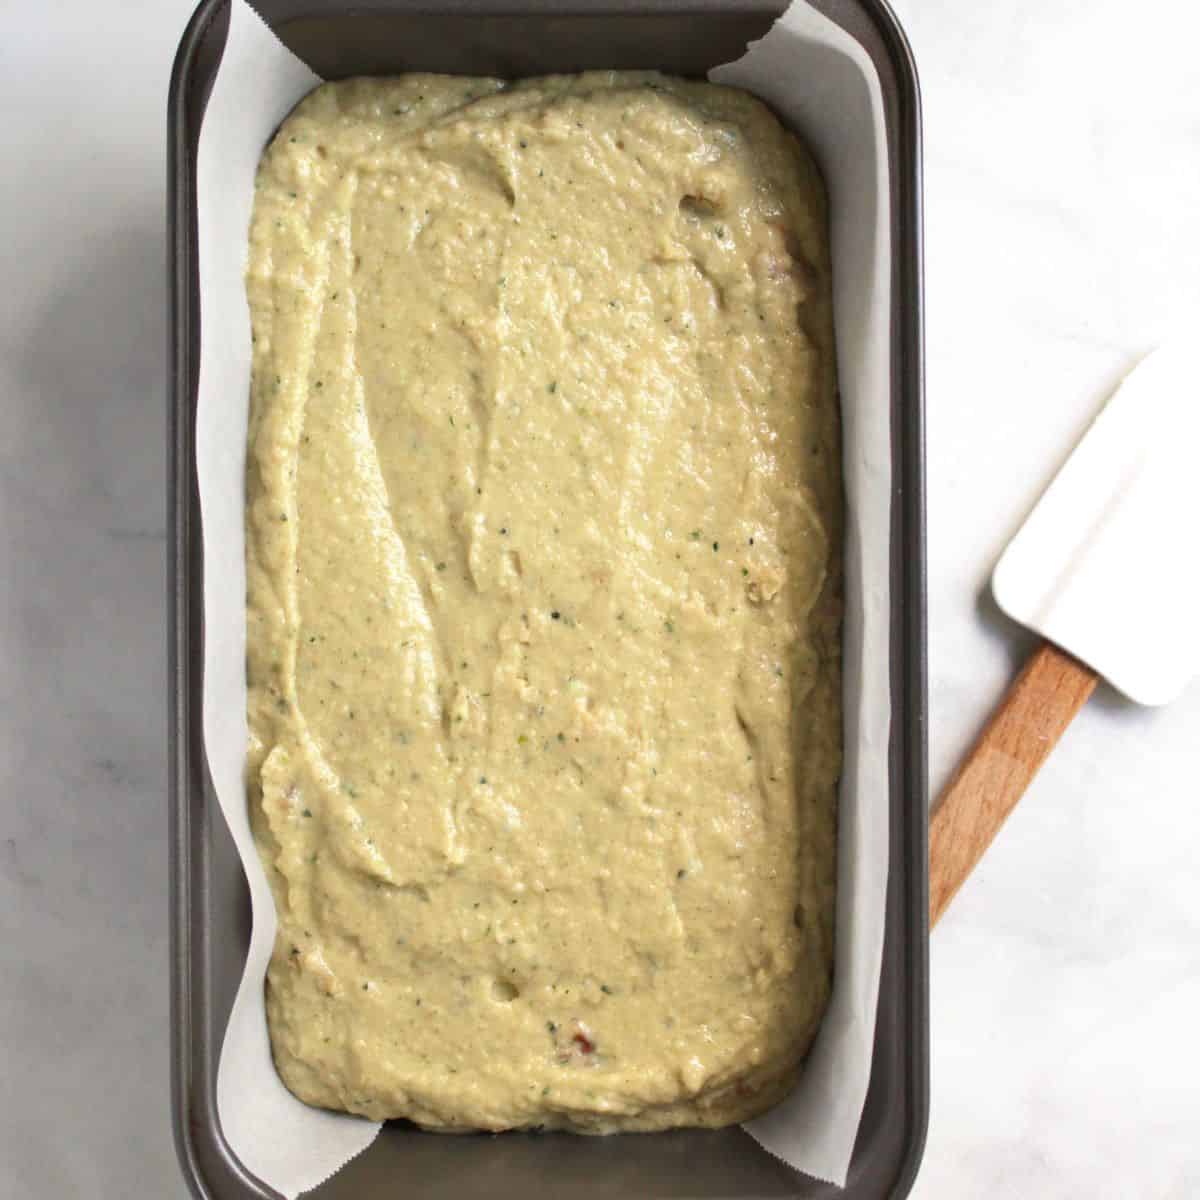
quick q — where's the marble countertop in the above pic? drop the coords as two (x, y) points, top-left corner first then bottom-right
(1, 1), (1196, 1196)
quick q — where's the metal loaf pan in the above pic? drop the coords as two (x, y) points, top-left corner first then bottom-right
(168, 1), (927, 1195)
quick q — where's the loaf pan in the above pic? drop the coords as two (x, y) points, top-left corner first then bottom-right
(168, 1), (927, 1195)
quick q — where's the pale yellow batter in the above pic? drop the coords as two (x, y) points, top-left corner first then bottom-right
(245, 72), (841, 1133)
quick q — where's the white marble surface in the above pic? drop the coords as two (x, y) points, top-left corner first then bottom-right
(1, 1), (1197, 1196)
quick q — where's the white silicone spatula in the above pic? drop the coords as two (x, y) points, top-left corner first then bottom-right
(931, 338), (1200, 925)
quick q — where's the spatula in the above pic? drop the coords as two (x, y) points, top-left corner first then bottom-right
(930, 338), (1200, 925)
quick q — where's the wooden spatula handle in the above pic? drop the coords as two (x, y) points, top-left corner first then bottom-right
(930, 641), (1099, 926)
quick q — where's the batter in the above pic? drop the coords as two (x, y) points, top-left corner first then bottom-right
(245, 72), (842, 1132)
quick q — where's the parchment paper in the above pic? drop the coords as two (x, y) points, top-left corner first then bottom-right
(196, 2), (892, 1193)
